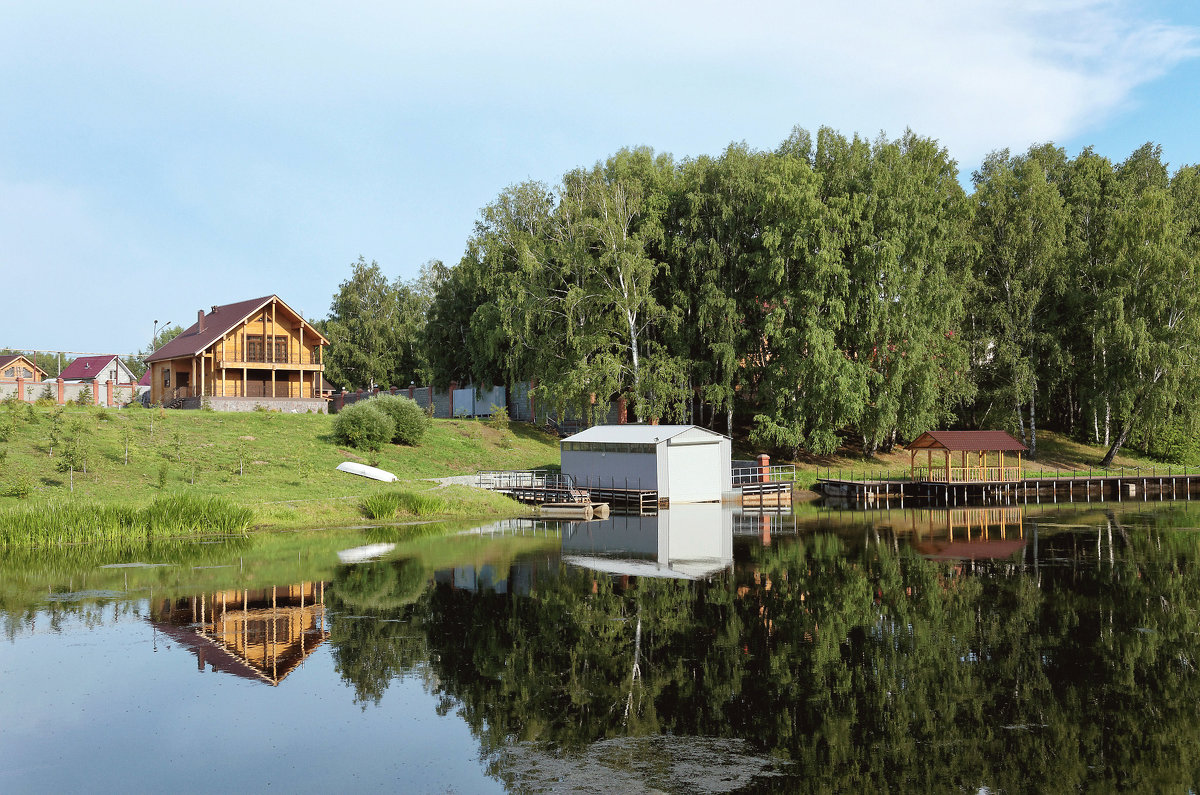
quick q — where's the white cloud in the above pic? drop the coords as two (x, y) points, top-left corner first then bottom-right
(0, 0), (1196, 352)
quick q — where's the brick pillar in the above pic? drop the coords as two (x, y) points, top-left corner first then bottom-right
(333, 391), (344, 412)
(93, 379), (101, 405)
(390, 386), (397, 395)
(448, 381), (457, 418)
(760, 514), (772, 546)
(106, 380), (114, 407)
(616, 396), (627, 424)
(408, 384), (415, 400)
(15, 376), (24, 402)
(757, 453), (771, 483)
(56, 378), (65, 405)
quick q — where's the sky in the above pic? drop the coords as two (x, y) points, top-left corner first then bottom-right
(2, 0), (1199, 356)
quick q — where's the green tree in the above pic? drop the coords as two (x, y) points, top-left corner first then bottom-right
(968, 146), (1067, 457)
(322, 258), (429, 391)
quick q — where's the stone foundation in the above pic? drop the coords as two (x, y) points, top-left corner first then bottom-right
(178, 396), (327, 413)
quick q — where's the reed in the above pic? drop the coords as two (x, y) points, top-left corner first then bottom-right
(360, 489), (449, 520)
(0, 494), (253, 548)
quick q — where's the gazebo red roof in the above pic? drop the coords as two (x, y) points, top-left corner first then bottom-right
(906, 430), (1027, 452)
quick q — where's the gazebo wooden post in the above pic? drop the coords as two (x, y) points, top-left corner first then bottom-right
(1017, 450), (1022, 480)
(910, 449), (915, 481)
(945, 450), (951, 483)
(927, 450), (932, 479)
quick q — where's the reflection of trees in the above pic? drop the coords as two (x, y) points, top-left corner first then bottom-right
(327, 559), (431, 706)
(326, 529), (1200, 790)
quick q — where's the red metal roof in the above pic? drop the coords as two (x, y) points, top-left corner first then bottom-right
(59, 355), (120, 380)
(906, 430), (1027, 452)
(144, 295), (328, 363)
(913, 538), (1027, 560)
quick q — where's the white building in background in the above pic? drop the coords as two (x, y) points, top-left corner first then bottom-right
(559, 424), (732, 504)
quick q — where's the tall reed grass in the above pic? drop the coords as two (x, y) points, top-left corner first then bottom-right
(0, 494), (254, 548)
(360, 490), (448, 520)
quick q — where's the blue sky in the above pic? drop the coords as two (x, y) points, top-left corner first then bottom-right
(2, 1), (1198, 355)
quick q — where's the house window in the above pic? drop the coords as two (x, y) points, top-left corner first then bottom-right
(2, 367), (12, 378)
(163, 369), (171, 388)
(20, 368), (31, 379)
(247, 335), (265, 362)
(274, 336), (289, 363)
(109, 369), (117, 382)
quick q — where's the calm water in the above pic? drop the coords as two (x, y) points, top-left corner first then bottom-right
(4, 502), (1200, 792)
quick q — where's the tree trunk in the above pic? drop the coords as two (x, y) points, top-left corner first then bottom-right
(1028, 380), (1037, 459)
(1100, 421), (1133, 467)
(1015, 397), (1027, 448)
(726, 405), (733, 439)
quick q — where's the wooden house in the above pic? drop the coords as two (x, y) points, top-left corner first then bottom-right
(0, 354), (46, 382)
(144, 295), (328, 411)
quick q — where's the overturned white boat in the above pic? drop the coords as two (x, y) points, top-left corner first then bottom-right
(337, 542), (397, 564)
(336, 461), (398, 482)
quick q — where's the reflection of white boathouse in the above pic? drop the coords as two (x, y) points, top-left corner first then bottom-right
(561, 504), (734, 580)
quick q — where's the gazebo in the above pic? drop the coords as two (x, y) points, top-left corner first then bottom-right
(907, 430), (1027, 483)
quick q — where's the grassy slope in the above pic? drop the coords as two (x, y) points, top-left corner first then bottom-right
(0, 405), (560, 529)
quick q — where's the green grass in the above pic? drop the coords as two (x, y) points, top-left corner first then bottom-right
(0, 404), (558, 531)
(361, 489), (448, 519)
(0, 493), (253, 547)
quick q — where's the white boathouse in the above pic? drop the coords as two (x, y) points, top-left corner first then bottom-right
(559, 424), (731, 504)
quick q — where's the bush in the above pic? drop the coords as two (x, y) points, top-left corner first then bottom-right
(333, 401), (395, 451)
(75, 385), (92, 406)
(370, 394), (430, 446)
(488, 403), (509, 434)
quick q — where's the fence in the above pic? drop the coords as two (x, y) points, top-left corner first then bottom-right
(0, 378), (142, 408)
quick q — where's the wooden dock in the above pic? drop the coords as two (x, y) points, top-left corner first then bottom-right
(478, 469), (659, 514)
(817, 467), (1200, 506)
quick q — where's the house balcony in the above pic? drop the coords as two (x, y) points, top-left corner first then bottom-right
(214, 356), (324, 372)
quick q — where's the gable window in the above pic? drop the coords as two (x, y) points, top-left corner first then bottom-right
(273, 335), (289, 363)
(2, 367), (12, 378)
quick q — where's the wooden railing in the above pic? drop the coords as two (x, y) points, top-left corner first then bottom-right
(215, 355), (323, 368)
(915, 466), (1023, 483)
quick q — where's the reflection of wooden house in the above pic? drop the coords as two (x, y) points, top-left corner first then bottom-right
(150, 582), (327, 685)
(907, 430), (1027, 483)
(144, 295), (328, 410)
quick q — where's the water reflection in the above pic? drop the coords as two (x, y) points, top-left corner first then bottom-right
(150, 582), (328, 686)
(8, 504), (1200, 792)
(562, 503), (734, 580)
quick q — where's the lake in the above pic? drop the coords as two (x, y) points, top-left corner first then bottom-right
(3, 502), (1200, 792)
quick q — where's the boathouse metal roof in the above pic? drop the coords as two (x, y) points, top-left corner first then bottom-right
(906, 430), (1027, 452)
(561, 424), (728, 444)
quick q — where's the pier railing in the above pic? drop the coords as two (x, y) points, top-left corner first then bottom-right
(731, 464), (797, 485)
(476, 469), (577, 491)
(915, 466), (1023, 483)
(817, 464), (1200, 484)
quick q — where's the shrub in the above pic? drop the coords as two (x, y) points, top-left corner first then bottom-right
(75, 385), (92, 406)
(332, 401), (395, 451)
(370, 394), (429, 445)
(488, 403), (509, 434)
